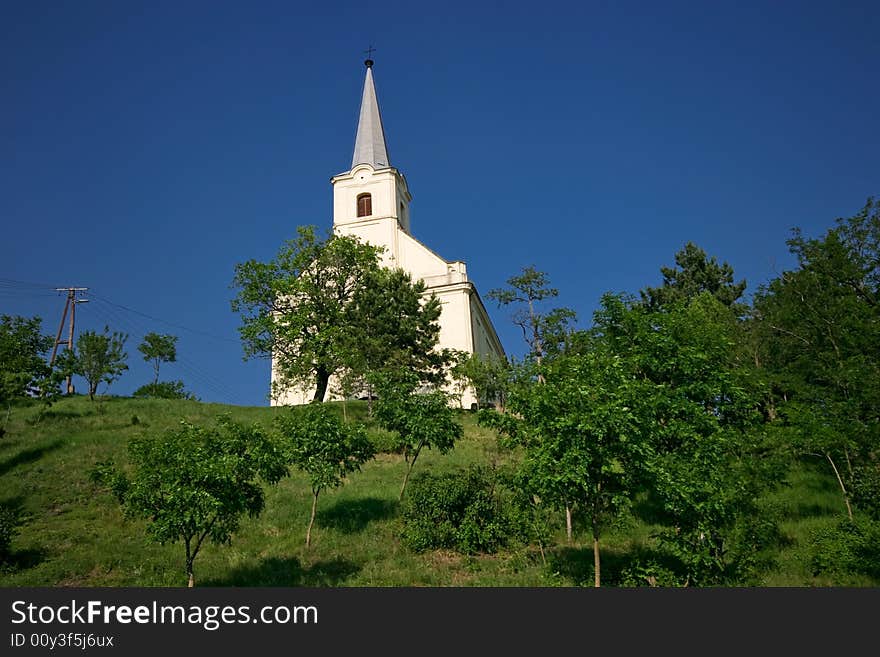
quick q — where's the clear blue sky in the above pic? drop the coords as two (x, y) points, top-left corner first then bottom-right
(2, 1), (877, 406)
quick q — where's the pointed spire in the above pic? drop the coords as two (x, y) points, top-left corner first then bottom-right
(352, 59), (390, 168)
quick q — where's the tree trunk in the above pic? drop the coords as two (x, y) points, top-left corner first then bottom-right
(593, 526), (601, 588)
(826, 452), (853, 520)
(313, 366), (330, 402)
(399, 446), (422, 501)
(185, 538), (194, 587)
(565, 505), (573, 543)
(306, 490), (319, 547)
(88, 382), (97, 401)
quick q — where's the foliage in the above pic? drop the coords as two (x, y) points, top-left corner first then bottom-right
(132, 380), (196, 400)
(0, 504), (23, 563)
(483, 343), (643, 586)
(592, 292), (781, 585)
(640, 241), (747, 311)
(231, 225), (382, 402)
(374, 373), (463, 500)
(64, 326), (129, 400)
(752, 197), (880, 519)
(343, 267), (446, 390)
(450, 351), (510, 410)
(809, 516), (880, 581)
(90, 415), (287, 586)
(488, 266), (577, 364)
(274, 403), (374, 546)
(400, 467), (539, 554)
(0, 315), (53, 404)
(137, 332), (178, 386)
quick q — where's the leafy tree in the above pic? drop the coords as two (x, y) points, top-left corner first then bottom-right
(67, 326), (129, 400)
(274, 404), (374, 547)
(374, 374), (463, 500)
(91, 416), (287, 586)
(482, 346), (643, 586)
(231, 225), (382, 402)
(0, 314), (53, 405)
(594, 292), (779, 585)
(344, 267), (446, 390)
(641, 241), (747, 311)
(450, 351), (509, 410)
(752, 197), (879, 520)
(138, 332), (177, 386)
(488, 266), (577, 367)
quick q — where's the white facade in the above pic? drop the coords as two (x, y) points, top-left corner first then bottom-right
(271, 61), (505, 408)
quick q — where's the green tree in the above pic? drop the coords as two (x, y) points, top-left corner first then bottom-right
(752, 197), (880, 520)
(488, 266), (576, 368)
(342, 267), (446, 402)
(68, 326), (129, 400)
(274, 404), (374, 547)
(450, 351), (509, 410)
(138, 332), (178, 386)
(595, 292), (778, 585)
(374, 374), (463, 500)
(482, 347), (642, 586)
(641, 241), (747, 311)
(92, 416), (287, 586)
(231, 225), (382, 402)
(0, 314), (53, 406)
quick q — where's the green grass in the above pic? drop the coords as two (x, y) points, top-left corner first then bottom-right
(0, 395), (872, 587)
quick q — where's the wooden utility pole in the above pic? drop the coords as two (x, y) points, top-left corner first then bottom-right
(49, 287), (89, 394)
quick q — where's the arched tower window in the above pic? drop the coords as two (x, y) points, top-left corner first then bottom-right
(357, 193), (372, 217)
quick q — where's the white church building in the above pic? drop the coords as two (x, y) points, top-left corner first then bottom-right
(271, 58), (505, 408)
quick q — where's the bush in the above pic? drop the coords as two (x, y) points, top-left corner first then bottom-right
(0, 504), (22, 562)
(132, 380), (196, 401)
(810, 515), (880, 580)
(400, 467), (537, 554)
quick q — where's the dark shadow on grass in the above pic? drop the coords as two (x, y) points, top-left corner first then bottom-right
(0, 440), (64, 477)
(317, 497), (397, 533)
(0, 496), (48, 573)
(27, 408), (88, 424)
(548, 544), (682, 587)
(205, 556), (361, 587)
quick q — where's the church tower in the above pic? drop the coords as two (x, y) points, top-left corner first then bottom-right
(271, 58), (505, 408)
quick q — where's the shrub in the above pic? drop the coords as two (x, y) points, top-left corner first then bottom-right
(400, 467), (537, 554)
(810, 516), (880, 580)
(132, 380), (196, 400)
(0, 504), (22, 562)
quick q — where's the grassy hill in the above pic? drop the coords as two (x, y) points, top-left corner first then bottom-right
(0, 395), (872, 587)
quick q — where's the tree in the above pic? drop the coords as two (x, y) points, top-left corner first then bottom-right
(594, 292), (778, 585)
(483, 347), (643, 586)
(68, 326), (129, 400)
(752, 197), (880, 520)
(641, 241), (747, 311)
(138, 332), (178, 386)
(488, 266), (577, 367)
(231, 225), (382, 402)
(0, 314), (52, 405)
(374, 374), (463, 500)
(92, 416), (287, 586)
(343, 267), (446, 392)
(274, 404), (374, 547)
(450, 351), (509, 410)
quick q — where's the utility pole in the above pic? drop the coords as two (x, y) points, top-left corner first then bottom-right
(49, 287), (89, 394)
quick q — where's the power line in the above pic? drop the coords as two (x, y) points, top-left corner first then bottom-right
(88, 291), (240, 345)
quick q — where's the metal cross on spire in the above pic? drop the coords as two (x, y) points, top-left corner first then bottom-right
(364, 45), (376, 67)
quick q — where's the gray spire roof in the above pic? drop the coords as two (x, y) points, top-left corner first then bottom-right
(351, 62), (390, 168)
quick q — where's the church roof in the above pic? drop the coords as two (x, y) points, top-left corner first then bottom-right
(352, 60), (391, 169)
